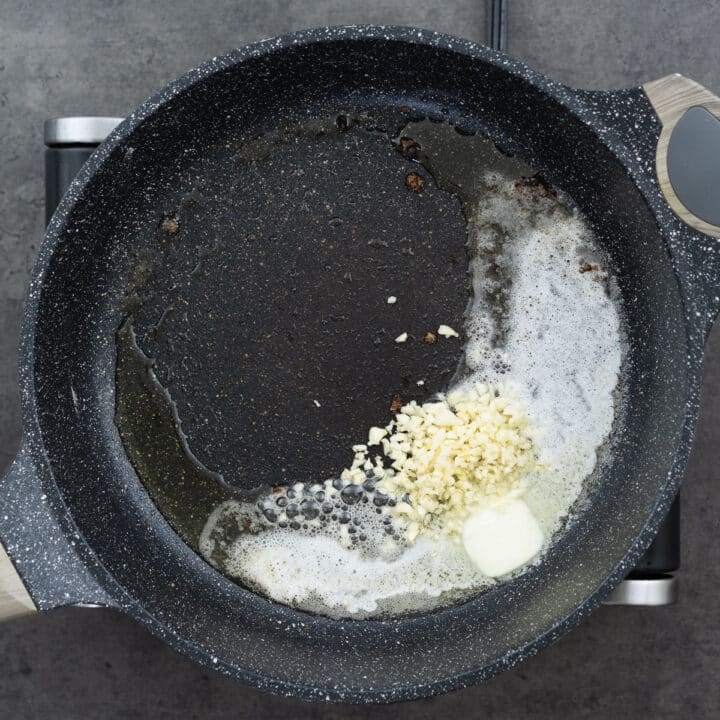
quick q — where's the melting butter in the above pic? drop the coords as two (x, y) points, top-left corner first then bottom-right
(462, 499), (543, 577)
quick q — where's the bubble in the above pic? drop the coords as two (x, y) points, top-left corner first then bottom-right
(300, 499), (319, 520)
(285, 503), (299, 519)
(340, 484), (363, 505)
(263, 508), (278, 523)
(362, 477), (377, 492)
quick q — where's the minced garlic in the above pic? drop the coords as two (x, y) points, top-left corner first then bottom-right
(438, 324), (460, 338)
(367, 427), (387, 446)
(342, 383), (539, 541)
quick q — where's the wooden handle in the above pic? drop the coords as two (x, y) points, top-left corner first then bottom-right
(644, 74), (720, 238)
(0, 542), (36, 621)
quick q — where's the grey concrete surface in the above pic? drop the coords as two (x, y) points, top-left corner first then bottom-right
(0, 1), (719, 718)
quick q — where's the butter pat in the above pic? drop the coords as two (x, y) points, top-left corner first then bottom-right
(462, 499), (543, 577)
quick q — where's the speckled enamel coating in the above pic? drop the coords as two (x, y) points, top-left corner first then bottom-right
(0, 26), (717, 704)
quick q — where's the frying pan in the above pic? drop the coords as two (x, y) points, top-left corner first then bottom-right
(2, 26), (720, 703)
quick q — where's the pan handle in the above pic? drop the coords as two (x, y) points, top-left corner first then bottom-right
(0, 443), (116, 621)
(643, 74), (720, 238)
(0, 449), (39, 621)
(0, 543), (36, 621)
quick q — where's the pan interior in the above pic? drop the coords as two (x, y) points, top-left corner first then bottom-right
(30, 35), (689, 697)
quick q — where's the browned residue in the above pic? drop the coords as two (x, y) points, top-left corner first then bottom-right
(405, 172), (425, 193)
(424, 331), (437, 344)
(162, 215), (179, 234)
(514, 173), (558, 200)
(579, 258), (601, 274)
(390, 394), (403, 415)
(399, 137), (420, 159)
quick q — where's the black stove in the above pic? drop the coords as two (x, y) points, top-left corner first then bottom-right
(43, 115), (680, 607)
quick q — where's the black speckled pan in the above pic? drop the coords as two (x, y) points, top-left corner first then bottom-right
(3, 27), (720, 704)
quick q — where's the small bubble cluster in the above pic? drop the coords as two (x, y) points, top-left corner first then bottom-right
(236, 475), (402, 551)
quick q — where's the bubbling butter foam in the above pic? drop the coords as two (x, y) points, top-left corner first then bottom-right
(204, 499), (494, 618)
(462, 174), (623, 538)
(199, 173), (623, 619)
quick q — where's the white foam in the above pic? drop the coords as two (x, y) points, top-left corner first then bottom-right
(223, 530), (492, 619)
(462, 178), (623, 537)
(199, 174), (623, 618)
